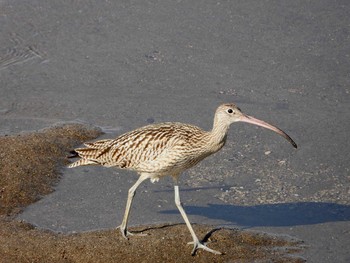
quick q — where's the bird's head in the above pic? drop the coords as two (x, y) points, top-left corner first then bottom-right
(215, 103), (245, 124)
(215, 103), (297, 148)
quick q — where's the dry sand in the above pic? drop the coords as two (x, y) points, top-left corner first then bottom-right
(0, 124), (305, 262)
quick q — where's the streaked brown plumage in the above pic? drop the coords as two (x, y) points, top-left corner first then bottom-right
(69, 122), (225, 181)
(68, 103), (297, 255)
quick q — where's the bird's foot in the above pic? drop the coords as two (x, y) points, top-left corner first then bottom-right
(187, 239), (222, 256)
(117, 225), (147, 239)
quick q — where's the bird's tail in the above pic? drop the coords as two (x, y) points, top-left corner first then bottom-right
(67, 148), (101, 168)
(67, 158), (98, 168)
(67, 140), (114, 168)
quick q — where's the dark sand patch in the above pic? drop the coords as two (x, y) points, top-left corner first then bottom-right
(0, 219), (304, 263)
(0, 123), (102, 216)
(0, 124), (305, 262)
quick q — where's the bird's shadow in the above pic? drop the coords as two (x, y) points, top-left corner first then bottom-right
(160, 201), (350, 227)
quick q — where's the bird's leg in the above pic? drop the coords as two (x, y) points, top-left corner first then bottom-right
(174, 185), (222, 255)
(118, 173), (149, 239)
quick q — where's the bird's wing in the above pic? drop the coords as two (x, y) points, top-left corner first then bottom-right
(107, 123), (181, 169)
(70, 122), (206, 172)
(120, 123), (206, 173)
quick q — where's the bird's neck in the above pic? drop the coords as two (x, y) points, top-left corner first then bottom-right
(209, 116), (230, 148)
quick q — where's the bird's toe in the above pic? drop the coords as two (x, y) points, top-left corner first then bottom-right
(188, 240), (222, 256)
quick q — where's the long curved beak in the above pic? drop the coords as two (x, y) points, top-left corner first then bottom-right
(239, 114), (297, 148)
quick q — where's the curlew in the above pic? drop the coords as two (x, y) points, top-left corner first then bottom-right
(68, 103), (297, 255)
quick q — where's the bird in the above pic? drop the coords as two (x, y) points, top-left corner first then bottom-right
(68, 103), (297, 255)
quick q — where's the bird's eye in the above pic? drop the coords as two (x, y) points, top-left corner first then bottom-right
(227, 109), (233, 114)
